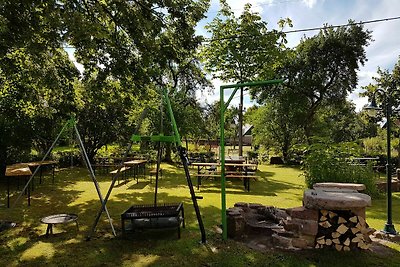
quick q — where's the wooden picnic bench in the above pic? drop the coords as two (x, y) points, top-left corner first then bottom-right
(193, 172), (259, 191)
(110, 166), (132, 184)
(191, 162), (259, 191)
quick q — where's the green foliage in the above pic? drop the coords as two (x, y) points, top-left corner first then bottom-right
(200, 1), (289, 83)
(247, 100), (304, 162)
(303, 142), (380, 197)
(362, 128), (399, 157)
(252, 22), (372, 141)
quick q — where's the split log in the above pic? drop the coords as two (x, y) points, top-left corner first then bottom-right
(316, 209), (373, 251)
(337, 224), (348, 235)
(332, 232), (341, 238)
(335, 244), (343, 251)
(349, 216), (358, 223)
(321, 210), (328, 216)
(319, 221), (332, 228)
(328, 211), (337, 218)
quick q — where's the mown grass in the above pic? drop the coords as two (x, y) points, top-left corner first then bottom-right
(1, 164), (400, 266)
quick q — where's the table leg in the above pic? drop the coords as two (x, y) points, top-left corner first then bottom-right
(27, 176), (31, 206)
(52, 164), (55, 184)
(7, 175), (10, 208)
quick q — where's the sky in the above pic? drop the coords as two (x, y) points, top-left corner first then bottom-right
(195, 0), (400, 111)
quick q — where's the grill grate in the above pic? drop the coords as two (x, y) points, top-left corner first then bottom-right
(121, 203), (181, 219)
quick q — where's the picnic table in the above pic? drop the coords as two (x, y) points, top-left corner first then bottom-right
(5, 164), (32, 208)
(26, 160), (57, 186)
(108, 159), (148, 184)
(191, 162), (258, 191)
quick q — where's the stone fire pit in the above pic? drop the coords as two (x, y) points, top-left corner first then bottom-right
(226, 183), (375, 251)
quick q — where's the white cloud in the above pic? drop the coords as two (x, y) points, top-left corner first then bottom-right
(65, 47), (84, 74)
(302, 0), (318, 8)
(200, 0), (400, 110)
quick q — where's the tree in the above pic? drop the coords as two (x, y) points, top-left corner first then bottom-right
(313, 101), (366, 143)
(247, 99), (304, 162)
(361, 56), (400, 163)
(252, 23), (372, 142)
(200, 0), (290, 156)
(74, 76), (133, 162)
(0, 1), (78, 176)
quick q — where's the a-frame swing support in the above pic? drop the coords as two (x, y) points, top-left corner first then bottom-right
(88, 88), (206, 243)
(219, 79), (283, 240)
(11, 117), (116, 236)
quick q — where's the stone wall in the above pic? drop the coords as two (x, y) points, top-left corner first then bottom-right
(226, 183), (374, 250)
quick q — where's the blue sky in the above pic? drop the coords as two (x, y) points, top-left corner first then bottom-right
(196, 0), (400, 111)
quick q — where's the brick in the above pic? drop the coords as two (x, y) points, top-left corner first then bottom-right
(292, 238), (311, 249)
(291, 218), (319, 236)
(286, 206), (319, 221)
(351, 208), (366, 219)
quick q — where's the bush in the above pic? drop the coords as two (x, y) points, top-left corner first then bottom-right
(52, 150), (82, 167)
(303, 142), (380, 198)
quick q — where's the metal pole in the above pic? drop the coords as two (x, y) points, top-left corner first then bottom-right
(220, 86), (227, 240)
(239, 87), (243, 157)
(154, 100), (163, 206)
(384, 93), (396, 234)
(163, 88), (206, 243)
(88, 109), (147, 239)
(11, 119), (72, 209)
(74, 125), (116, 236)
(218, 79), (283, 240)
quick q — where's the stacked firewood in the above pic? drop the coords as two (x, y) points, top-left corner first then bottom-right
(315, 209), (375, 251)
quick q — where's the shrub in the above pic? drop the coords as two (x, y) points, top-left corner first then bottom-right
(303, 142), (380, 198)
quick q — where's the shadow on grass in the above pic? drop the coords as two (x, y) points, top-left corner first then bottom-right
(2, 165), (400, 266)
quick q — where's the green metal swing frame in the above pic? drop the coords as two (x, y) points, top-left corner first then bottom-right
(89, 87), (206, 243)
(219, 79), (283, 240)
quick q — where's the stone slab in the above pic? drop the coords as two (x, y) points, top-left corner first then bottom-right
(303, 189), (371, 210)
(286, 206), (319, 221)
(313, 182), (366, 192)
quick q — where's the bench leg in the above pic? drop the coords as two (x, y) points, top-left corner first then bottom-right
(121, 218), (125, 235)
(75, 220), (79, 232)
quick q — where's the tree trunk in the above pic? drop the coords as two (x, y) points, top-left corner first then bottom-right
(0, 146), (7, 179)
(282, 134), (290, 163)
(164, 143), (172, 163)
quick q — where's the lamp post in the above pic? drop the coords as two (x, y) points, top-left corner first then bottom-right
(364, 87), (397, 235)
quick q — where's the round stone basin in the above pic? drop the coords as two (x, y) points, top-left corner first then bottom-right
(303, 188), (371, 210)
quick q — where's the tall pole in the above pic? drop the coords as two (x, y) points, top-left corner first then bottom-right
(384, 93), (396, 234)
(220, 86), (227, 240)
(238, 87), (243, 157)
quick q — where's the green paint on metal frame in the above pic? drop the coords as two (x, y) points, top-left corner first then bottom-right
(219, 79), (283, 240)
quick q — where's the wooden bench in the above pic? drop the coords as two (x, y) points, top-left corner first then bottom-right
(193, 173), (259, 191)
(149, 168), (163, 182)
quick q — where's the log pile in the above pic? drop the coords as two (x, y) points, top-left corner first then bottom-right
(315, 209), (375, 251)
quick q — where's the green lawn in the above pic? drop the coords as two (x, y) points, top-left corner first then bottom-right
(1, 164), (400, 266)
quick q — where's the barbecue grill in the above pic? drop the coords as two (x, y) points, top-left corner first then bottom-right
(121, 203), (185, 238)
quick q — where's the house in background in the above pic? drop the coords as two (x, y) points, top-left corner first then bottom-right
(242, 124), (254, 146)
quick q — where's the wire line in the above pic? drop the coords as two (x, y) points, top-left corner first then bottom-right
(203, 16), (400, 43)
